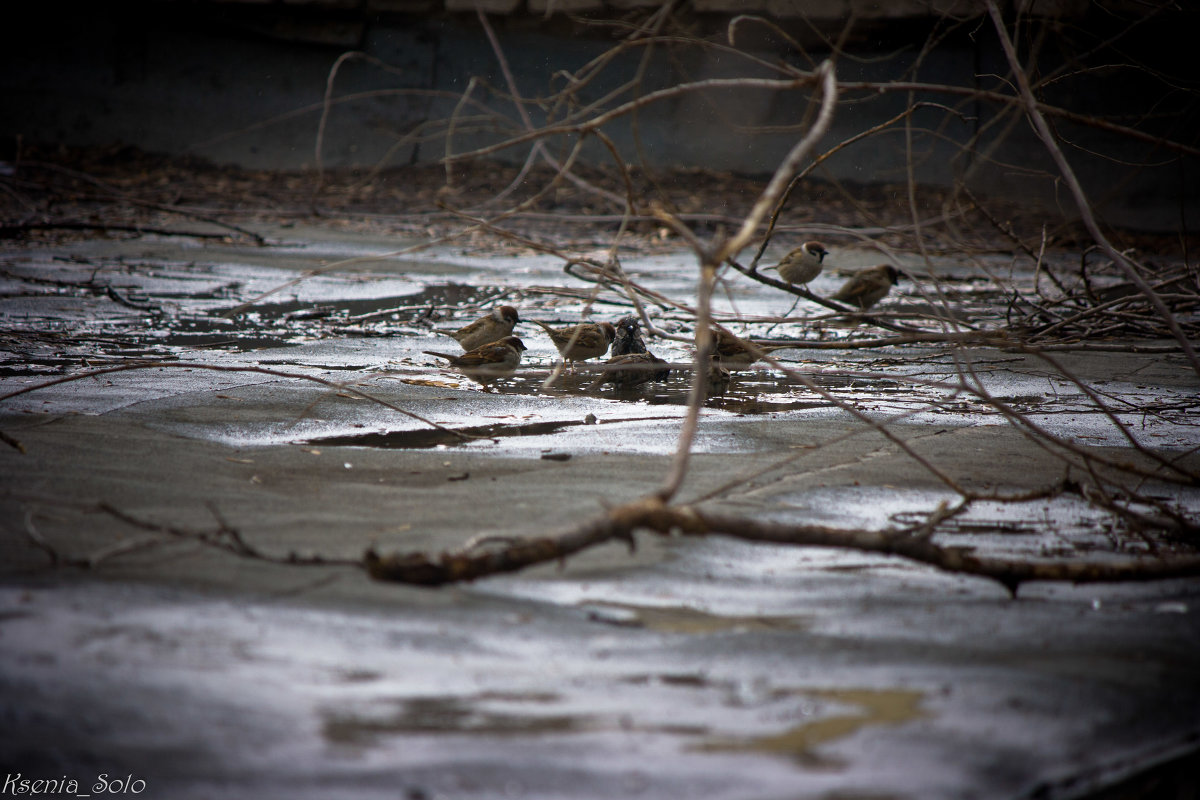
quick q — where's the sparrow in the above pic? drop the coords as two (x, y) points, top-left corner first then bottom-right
(593, 316), (671, 388)
(423, 335), (527, 386)
(592, 352), (672, 390)
(711, 328), (795, 369)
(829, 265), (901, 310)
(530, 320), (616, 362)
(706, 357), (731, 396)
(434, 305), (520, 351)
(610, 315), (651, 357)
(766, 241), (829, 286)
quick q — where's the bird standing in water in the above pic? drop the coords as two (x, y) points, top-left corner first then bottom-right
(609, 315), (651, 357)
(423, 336), (527, 387)
(706, 357), (731, 396)
(711, 328), (796, 369)
(529, 320), (616, 363)
(592, 316), (670, 389)
(595, 352), (672, 390)
(434, 305), (520, 351)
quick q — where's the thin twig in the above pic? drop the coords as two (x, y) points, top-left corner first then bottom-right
(0, 362), (477, 441)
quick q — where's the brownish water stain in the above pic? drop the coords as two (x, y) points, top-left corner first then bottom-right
(323, 692), (571, 747)
(698, 688), (928, 768)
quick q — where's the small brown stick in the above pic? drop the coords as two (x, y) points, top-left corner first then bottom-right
(104, 285), (160, 312)
(679, 506), (1200, 596)
(21, 512), (78, 568)
(0, 430), (26, 453)
(1030, 342), (1190, 354)
(3, 267), (160, 313)
(99, 502), (363, 567)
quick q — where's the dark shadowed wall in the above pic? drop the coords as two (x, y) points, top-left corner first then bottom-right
(3, 1), (1197, 230)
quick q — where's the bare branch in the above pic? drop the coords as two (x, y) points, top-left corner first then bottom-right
(984, 0), (1200, 378)
(365, 498), (1200, 595)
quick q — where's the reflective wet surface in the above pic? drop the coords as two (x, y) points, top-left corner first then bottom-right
(2, 225), (1199, 798)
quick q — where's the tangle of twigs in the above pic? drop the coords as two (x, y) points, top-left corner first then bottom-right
(6, 3), (1198, 590)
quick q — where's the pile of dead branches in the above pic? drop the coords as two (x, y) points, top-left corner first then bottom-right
(1012, 247), (1199, 345)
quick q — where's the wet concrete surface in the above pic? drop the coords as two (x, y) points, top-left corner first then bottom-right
(2, 225), (1199, 798)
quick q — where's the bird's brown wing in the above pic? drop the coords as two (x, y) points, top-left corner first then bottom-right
(831, 278), (871, 303)
(451, 344), (505, 367)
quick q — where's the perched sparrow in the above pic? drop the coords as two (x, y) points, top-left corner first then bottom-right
(434, 305), (520, 351)
(829, 265), (901, 310)
(423, 335), (527, 386)
(711, 328), (795, 369)
(767, 241), (829, 286)
(530, 320), (616, 362)
(592, 352), (672, 390)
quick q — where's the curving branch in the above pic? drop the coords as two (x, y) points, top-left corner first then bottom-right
(364, 498), (1200, 596)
